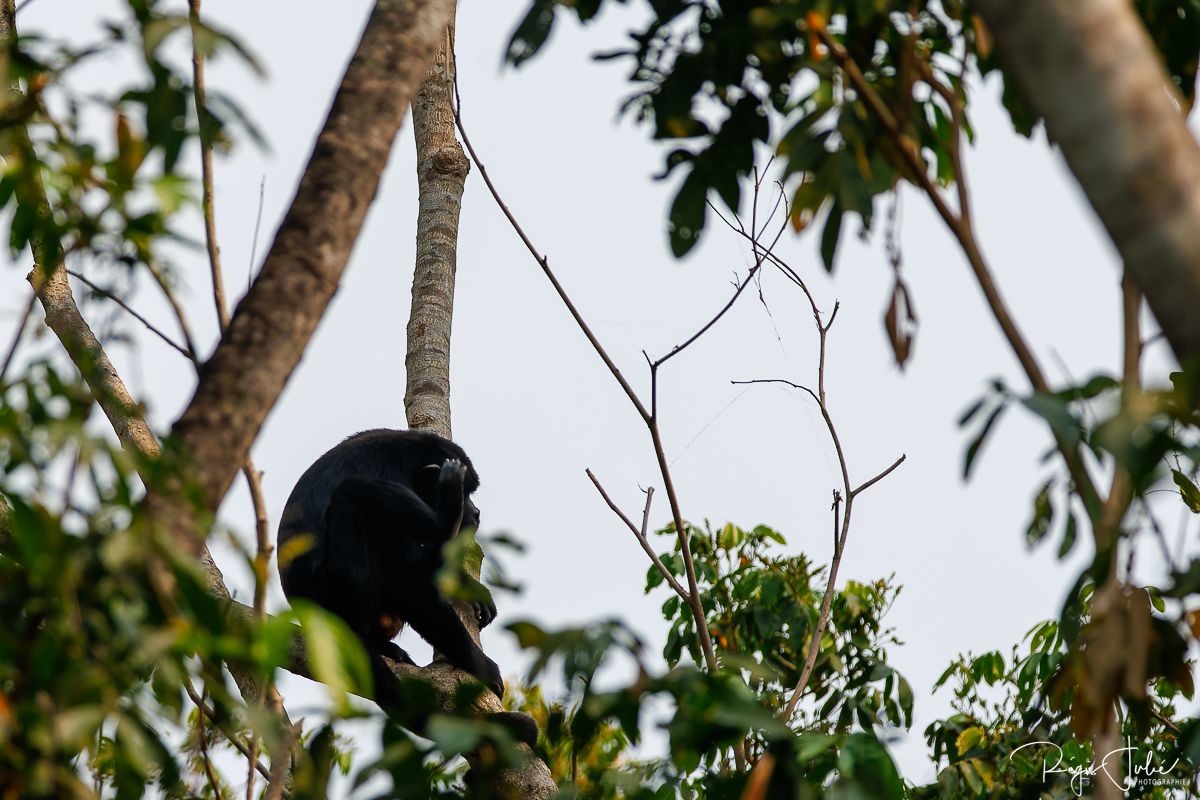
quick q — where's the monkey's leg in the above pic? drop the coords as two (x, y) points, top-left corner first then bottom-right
(401, 589), (504, 698)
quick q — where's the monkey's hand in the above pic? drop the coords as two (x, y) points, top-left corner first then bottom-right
(465, 579), (498, 629)
(435, 458), (467, 535)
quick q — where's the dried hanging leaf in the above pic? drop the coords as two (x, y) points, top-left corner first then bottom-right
(883, 277), (918, 369)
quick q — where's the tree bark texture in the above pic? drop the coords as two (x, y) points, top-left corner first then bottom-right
(972, 0), (1200, 370)
(405, 16), (469, 438)
(165, 0), (455, 533)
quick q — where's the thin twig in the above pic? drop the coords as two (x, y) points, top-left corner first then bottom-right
(451, 68), (648, 423)
(1096, 271), (1143, 551)
(189, 0), (229, 333)
(195, 687), (226, 800)
(248, 176), (266, 292)
(0, 290), (36, 384)
(145, 262), (201, 361)
(264, 722), (298, 800)
(65, 269), (197, 362)
(184, 681), (278, 789)
(852, 455), (908, 497)
(587, 470), (689, 601)
(652, 172), (782, 371)
(651, 261), (762, 370)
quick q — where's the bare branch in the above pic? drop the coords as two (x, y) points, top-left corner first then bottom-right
(193, 685), (229, 800)
(852, 455), (907, 498)
(586, 470), (689, 602)
(0, 289), (36, 384)
(407, 18), (468, 439)
(781, 488), (843, 720)
(65, 269), (196, 362)
(145, 262), (201, 361)
(183, 681), (278, 792)
(188, 0), (228, 334)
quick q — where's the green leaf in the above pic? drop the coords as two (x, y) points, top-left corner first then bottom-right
(1021, 392), (1083, 446)
(293, 601), (372, 710)
(1025, 479), (1054, 548)
(1172, 469), (1200, 513)
(1058, 510), (1078, 559)
(795, 732), (838, 761)
(820, 200), (843, 272)
(426, 715), (483, 755)
(836, 733), (905, 799)
(897, 677), (913, 728)
(963, 403), (1007, 479)
(668, 167), (707, 257)
(506, 3), (556, 67)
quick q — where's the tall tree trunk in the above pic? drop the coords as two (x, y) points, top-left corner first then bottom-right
(406, 13), (468, 438)
(403, 15), (557, 799)
(971, 0), (1200, 372)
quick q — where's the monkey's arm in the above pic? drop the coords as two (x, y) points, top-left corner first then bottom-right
(326, 476), (449, 546)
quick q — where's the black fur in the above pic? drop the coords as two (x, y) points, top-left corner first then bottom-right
(278, 429), (504, 700)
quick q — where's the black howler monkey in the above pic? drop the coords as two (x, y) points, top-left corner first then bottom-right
(278, 429), (536, 745)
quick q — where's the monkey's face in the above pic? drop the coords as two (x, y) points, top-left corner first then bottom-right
(462, 497), (481, 533)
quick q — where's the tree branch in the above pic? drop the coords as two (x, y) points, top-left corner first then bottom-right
(586, 471), (689, 601)
(971, 0), (1200, 372)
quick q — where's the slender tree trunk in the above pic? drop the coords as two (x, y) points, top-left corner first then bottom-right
(402, 15), (557, 798)
(971, 0), (1200, 371)
(406, 13), (468, 438)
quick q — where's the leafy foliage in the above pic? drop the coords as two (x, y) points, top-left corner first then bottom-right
(649, 521), (912, 737)
(507, 0), (994, 263)
(914, 619), (1197, 798)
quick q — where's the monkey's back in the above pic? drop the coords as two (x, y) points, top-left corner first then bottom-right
(276, 428), (477, 602)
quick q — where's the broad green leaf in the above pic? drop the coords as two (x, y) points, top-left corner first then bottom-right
(820, 200), (843, 272)
(955, 725), (984, 755)
(293, 601), (372, 710)
(1172, 469), (1200, 513)
(668, 167), (707, 257)
(963, 403), (1007, 479)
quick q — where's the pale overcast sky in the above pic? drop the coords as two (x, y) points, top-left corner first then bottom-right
(1, 0), (1187, 789)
